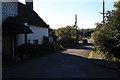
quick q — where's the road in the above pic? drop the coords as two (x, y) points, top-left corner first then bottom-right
(63, 43), (94, 58)
(2, 43), (120, 78)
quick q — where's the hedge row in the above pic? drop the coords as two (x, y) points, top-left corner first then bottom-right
(17, 42), (63, 60)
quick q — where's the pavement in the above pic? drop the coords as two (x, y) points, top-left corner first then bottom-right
(2, 43), (120, 78)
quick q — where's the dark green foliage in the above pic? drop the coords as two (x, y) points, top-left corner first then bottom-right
(54, 26), (95, 47)
(41, 36), (64, 53)
(49, 28), (57, 42)
(17, 43), (40, 58)
(79, 29), (95, 38)
(41, 36), (56, 53)
(93, 28), (120, 61)
(55, 26), (76, 41)
(52, 42), (64, 50)
(17, 37), (63, 60)
(54, 26), (77, 47)
(42, 36), (49, 44)
(92, 0), (120, 61)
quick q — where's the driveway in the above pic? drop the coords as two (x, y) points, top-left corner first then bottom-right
(2, 43), (120, 78)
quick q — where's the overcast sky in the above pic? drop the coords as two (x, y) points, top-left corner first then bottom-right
(19, 0), (116, 29)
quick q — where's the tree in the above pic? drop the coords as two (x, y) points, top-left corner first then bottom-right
(92, 0), (120, 61)
(79, 29), (95, 39)
(95, 22), (103, 29)
(55, 26), (76, 43)
(114, 0), (120, 10)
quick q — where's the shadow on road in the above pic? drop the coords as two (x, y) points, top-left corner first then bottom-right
(3, 51), (120, 78)
(59, 52), (120, 75)
(2, 42), (120, 78)
(77, 46), (93, 50)
(2, 46), (120, 79)
(61, 52), (119, 69)
(72, 43), (94, 50)
(82, 43), (94, 46)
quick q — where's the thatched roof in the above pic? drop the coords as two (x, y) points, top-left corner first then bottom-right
(17, 2), (49, 28)
(2, 17), (33, 34)
(2, 2), (49, 34)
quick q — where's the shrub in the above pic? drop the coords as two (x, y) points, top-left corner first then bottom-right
(92, 0), (120, 61)
(42, 36), (49, 44)
(51, 42), (64, 51)
(55, 26), (77, 45)
(17, 43), (41, 59)
(92, 24), (120, 61)
(17, 37), (64, 60)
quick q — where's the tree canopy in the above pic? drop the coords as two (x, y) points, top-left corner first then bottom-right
(92, 0), (120, 61)
(55, 26), (76, 43)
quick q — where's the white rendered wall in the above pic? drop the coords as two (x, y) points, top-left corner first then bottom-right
(27, 25), (48, 44)
(17, 34), (25, 46)
(17, 25), (49, 46)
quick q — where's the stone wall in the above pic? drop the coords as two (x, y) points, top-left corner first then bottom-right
(2, 2), (18, 21)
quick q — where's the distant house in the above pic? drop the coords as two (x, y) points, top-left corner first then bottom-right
(2, 0), (49, 61)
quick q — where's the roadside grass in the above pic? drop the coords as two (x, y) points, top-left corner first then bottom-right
(87, 51), (120, 71)
(87, 51), (93, 59)
(87, 50), (103, 59)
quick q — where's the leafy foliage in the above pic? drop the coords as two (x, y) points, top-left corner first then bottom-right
(54, 26), (77, 47)
(17, 43), (40, 59)
(41, 36), (62, 53)
(79, 29), (95, 38)
(54, 25), (95, 47)
(17, 36), (64, 60)
(92, 0), (120, 61)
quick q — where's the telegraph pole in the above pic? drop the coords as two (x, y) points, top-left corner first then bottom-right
(100, 0), (105, 23)
(75, 14), (79, 43)
(103, 0), (105, 23)
(75, 14), (77, 29)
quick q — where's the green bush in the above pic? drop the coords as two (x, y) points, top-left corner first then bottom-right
(55, 26), (77, 45)
(51, 42), (64, 51)
(17, 36), (64, 60)
(92, 0), (120, 61)
(17, 43), (41, 59)
(42, 36), (49, 44)
(92, 28), (120, 59)
(41, 36), (55, 53)
(41, 42), (63, 54)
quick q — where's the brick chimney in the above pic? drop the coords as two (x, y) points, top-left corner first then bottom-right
(25, 0), (33, 10)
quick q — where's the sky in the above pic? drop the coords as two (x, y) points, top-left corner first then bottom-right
(19, 0), (116, 29)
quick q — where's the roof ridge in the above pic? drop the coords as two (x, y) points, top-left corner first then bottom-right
(18, 2), (49, 28)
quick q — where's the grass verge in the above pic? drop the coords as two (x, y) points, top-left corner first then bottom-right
(87, 51), (93, 59)
(87, 51), (120, 71)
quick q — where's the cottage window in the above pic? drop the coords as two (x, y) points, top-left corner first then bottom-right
(33, 40), (38, 44)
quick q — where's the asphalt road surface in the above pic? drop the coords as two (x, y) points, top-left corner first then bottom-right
(2, 43), (120, 78)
